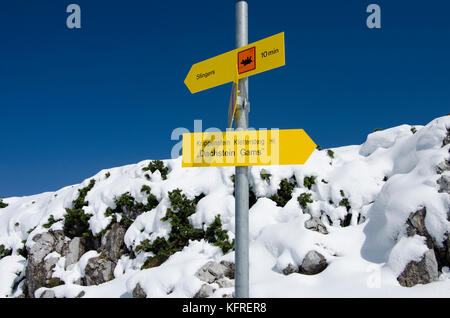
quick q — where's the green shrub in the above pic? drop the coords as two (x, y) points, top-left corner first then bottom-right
(142, 160), (169, 180)
(64, 208), (92, 239)
(303, 176), (316, 190)
(137, 190), (234, 269)
(105, 172), (111, 178)
(0, 199), (8, 209)
(141, 254), (169, 270)
(321, 179), (329, 184)
(340, 213), (352, 227)
(141, 185), (151, 195)
(374, 128), (384, 132)
(63, 179), (96, 239)
(43, 215), (63, 229)
(270, 178), (296, 207)
(47, 277), (63, 288)
(27, 226), (36, 234)
(17, 240), (27, 258)
(260, 170), (271, 184)
(161, 189), (204, 247)
(298, 193), (313, 211)
(0, 244), (12, 259)
(338, 194), (352, 227)
(137, 189), (203, 264)
(316, 145), (323, 151)
(327, 150), (335, 159)
(205, 215), (235, 254)
(339, 198), (351, 212)
(411, 127), (417, 134)
(104, 186), (159, 230)
(337, 190), (352, 226)
(383, 176), (389, 182)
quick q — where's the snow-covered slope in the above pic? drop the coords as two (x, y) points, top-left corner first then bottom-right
(0, 116), (449, 298)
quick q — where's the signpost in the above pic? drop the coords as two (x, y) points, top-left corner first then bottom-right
(184, 32), (285, 94)
(182, 1), (316, 298)
(182, 129), (316, 168)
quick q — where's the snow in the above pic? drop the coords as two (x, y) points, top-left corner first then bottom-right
(0, 255), (26, 297)
(0, 116), (449, 298)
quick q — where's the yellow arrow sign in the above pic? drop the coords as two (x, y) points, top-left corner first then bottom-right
(184, 32), (285, 94)
(182, 129), (316, 167)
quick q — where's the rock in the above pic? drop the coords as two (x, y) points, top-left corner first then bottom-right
(195, 261), (228, 284)
(65, 237), (87, 269)
(436, 160), (449, 174)
(220, 260), (235, 279)
(52, 230), (68, 255)
(435, 234), (450, 270)
(406, 208), (427, 236)
(405, 208), (433, 248)
(75, 291), (85, 298)
(305, 217), (329, 235)
(437, 175), (450, 194)
(194, 284), (216, 298)
(101, 223), (126, 262)
(132, 283), (147, 298)
(397, 249), (439, 287)
(26, 231), (68, 298)
(39, 290), (56, 298)
(405, 208), (450, 272)
(84, 256), (115, 286)
(443, 128), (450, 147)
(216, 277), (233, 288)
(28, 233), (55, 265)
(300, 251), (327, 275)
(282, 263), (299, 275)
(446, 236), (450, 265)
(222, 293), (234, 298)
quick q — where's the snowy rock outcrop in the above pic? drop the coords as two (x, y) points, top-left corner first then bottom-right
(100, 223), (126, 262)
(397, 249), (439, 287)
(132, 283), (146, 298)
(26, 231), (68, 297)
(0, 115), (449, 298)
(84, 256), (115, 286)
(195, 261), (234, 284)
(39, 290), (56, 298)
(282, 250), (328, 276)
(304, 217), (328, 235)
(65, 237), (87, 269)
(194, 284), (216, 298)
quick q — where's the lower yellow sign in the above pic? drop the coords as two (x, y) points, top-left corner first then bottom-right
(182, 129), (316, 167)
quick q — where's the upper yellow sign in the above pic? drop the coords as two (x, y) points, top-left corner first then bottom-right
(182, 129), (316, 167)
(184, 32), (286, 94)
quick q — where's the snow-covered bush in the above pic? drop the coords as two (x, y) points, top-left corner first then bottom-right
(0, 199), (7, 209)
(142, 160), (169, 180)
(270, 177), (296, 207)
(63, 179), (96, 238)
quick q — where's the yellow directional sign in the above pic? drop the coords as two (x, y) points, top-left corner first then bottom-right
(182, 129), (316, 167)
(185, 32), (285, 94)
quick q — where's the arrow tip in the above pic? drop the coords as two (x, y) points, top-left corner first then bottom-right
(184, 66), (197, 94)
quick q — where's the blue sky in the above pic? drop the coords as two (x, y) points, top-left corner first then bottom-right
(0, 0), (449, 197)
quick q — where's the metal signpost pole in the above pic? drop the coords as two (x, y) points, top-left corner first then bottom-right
(235, 0), (249, 298)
